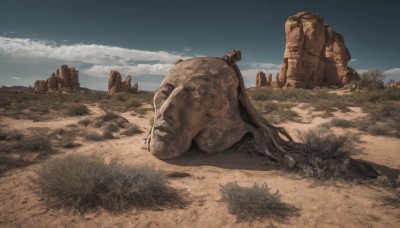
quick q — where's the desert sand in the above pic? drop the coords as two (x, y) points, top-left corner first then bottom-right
(0, 100), (399, 228)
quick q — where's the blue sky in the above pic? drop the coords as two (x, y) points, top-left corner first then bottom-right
(1, 0), (399, 91)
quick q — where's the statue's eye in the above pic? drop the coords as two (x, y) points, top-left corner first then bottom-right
(160, 83), (174, 97)
(161, 90), (171, 97)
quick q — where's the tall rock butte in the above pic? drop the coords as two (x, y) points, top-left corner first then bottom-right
(277, 12), (359, 89)
(34, 65), (80, 93)
(108, 70), (137, 95)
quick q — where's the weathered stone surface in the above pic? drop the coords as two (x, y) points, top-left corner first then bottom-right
(33, 80), (47, 93)
(267, 73), (272, 87)
(108, 70), (122, 95)
(121, 75), (132, 92)
(33, 65), (80, 93)
(256, 71), (267, 87)
(277, 11), (359, 89)
(131, 82), (139, 93)
(148, 50), (292, 160)
(108, 71), (135, 95)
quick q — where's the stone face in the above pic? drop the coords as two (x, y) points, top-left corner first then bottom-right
(148, 50), (293, 160)
(277, 12), (359, 89)
(108, 71), (135, 95)
(256, 71), (267, 87)
(34, 65), (80, 93)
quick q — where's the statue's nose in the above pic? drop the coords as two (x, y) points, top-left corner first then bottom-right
(160, 93), (180, 124)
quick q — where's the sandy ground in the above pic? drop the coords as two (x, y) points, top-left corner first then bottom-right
(1, 103), (399, 227)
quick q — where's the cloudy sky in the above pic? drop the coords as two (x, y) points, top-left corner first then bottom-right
(1, 0), (399, 91)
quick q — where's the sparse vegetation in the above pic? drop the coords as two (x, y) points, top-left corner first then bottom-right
(35, 154), (181, 212)
(84, 132), (103, 141)
(77, 118), (91, 126)
(120, 124), (143, 136)
(66, 103), (89, 116)
(320, 118), (354, 128)
(381, 193), (400, 208)
(220, 182), (298, 221)
(349, 70), (385, 90)
(295, 128), (360, 180)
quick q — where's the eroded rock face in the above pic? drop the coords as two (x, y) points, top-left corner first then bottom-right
(278, 12), (359, 88)
(33, 65), (80, 93)
(108, 71), (134, 95)
(33, 80), (47, 93)
(256, 71), (267, 87)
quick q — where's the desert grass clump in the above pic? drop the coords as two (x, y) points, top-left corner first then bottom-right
(66, 103), (89, 116)
(60, 135), (77, 148)
(0, 128), (23, 141)
(120, 124), (143, 136)
(124, 97), (142, 108)
(36, 154), (178, 212)
(295, 128), (359, 180)
(320, 118), (354, 128)
(77, 118), (91, 126)
(381, 193), (400, 208)
(84, 132), (103, 141)
(220, 182), (298, 221)
(18, 135), (51, 152)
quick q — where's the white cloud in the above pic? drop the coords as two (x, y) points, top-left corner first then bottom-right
(0, 36), (186, 65)
(12, 76), (21, 80)
(384, 68), (400, 76)
(84, 64), (174, 77)
(350, 58), (358, 62)
(384, 68), (400, 81)
(0, 36), (194, 78)
(248, 62), (281, 69)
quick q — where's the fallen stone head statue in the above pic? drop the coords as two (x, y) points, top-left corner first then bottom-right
(147, 49), (381, 181)
(148, 50), (293, 161)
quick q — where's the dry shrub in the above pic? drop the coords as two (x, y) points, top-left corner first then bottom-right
(77, 118), (91, 126)
(320, 118), (354, 128)
(120, 124), (142, 136)
(220, 182), (298, 221)
(66, 103), (89, 116)
(18, 135), (51, 152)
(84, 132), (103, 141)
(295, 128), (360, 180)
(35, 154), (182, 212)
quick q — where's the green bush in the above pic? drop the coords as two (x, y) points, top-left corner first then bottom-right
(36, 154), (177, 212)
(66, 103), (89, 116)
(220, 182), (298, 221)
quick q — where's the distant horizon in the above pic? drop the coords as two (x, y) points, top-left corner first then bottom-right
(1, 0), (399, 91)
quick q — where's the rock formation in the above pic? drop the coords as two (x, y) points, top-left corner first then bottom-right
(256, 71), (267, 87)
(108, 70), (136, 95)
(277, 12), (359, 89)
(33, 65), (80, 93)
(267, 73), (272, 87)
(132, 82), (139, 93)
(33, 80), (47, 93)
